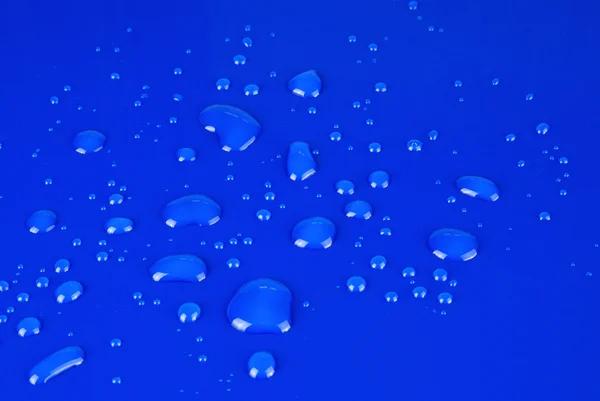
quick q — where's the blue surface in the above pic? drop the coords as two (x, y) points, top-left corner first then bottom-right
(1, 0), (599, 399)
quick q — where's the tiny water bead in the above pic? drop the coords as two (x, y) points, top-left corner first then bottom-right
(54, 259), (70, 273)
(264, 192), (276, 201)
(163, 194), (222, 227)
(242, 37), (253, 47)
(105, 217), (134, 235)
(216, 78), (230, 90)
(96, 252), (108, 262)
(248, 351), (276, 379)
(408, 1), (418, 10)
(526, 93), (534, 100)
(292, 217), (336, 249)
(178, 302), (201, 323)
(438, 292), (453, 304)
(0, 280), (9, 291)
(227, 278), (292, 334)
(18, 317), (42, 337)
(506, 133), (516, 142)
(369, 142), (382, 153)
(347, 276), (366, 293)
(244, 84), (260, 96)
(227, 258), (240, 268)
(287, 142), (317, 181)
(335, 180), (355, 195)
(428, 228), (478, 261)
(72, 130), (106, 154)
(345, 200), (373, 220)
(233, 55), (246, 65)
(433, 268), (448, 282)
(559, 157), (569, 164)
(492, 78), (500, 86)
(370, 255), (387, 270)
(368, 170), (390, 188)
(407, 139), (423, 152)
(385, 292), (399, 302)
(36, 277), (49, 288)
(539, 212), (551, 221)
(55, 281), (84, 304)
(176, 148), (197, 162)
(17, 293), (30, 302)
(109, 194), (124, 205)
(256, 209), (271, 221)
(27, 210), (57, 234)
(149, 254), (207, 282)
(29, 346), (84, 385)
(199, 104), (261, 152)
(110, 339), (122, 347)
(536, 122), (549, 135)
(428, 130), (439, 140)
(288, 70), (322, 98)
(330, 131), (342, 141)
(374, 82), (387, 92)
(456, 176), (500, 202)
(412, 287), (427, 298)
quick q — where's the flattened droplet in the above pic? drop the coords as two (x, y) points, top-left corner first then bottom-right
(199, 104), (261, 151)
(17, 317), (41, 337)
(288, 70), (322, 98)
(162, 194), (221, 227)
(105, 217), (134, 235)
(287, 142), (316, 181)
(55, 281), (84, 304)
(29, 346), (84, 385)
(456, 176), (500, 202)
(149, 254), (207, 282)
(227, 278), (292, 334)
(428, 228), (478, 261)
(27, 210), (57, 234)
(292, 217), (336, 249)
(72, 130), (106, 154)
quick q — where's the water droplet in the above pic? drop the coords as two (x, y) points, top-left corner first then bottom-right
(407, 139), (423, 151)
(428, 228), (478, 261)
(163, 194), (222, 227)
(292, 217), (336, 249)
(536, 123), (549, 135)
(29, 346), (84, 385)
(256, 209), (272, 221)
(17, 317), (41, 337)
(433, 268), (448, 281)
(368, 171), (390, 188)
(178, 302), (201, 323)
(347, 276), (366, 292)
(374, 82), (387, 92)
(335, 180), (355, 195)
(176, 148), (197, 162)
(27, 210), (57, 234)
(438, 292), (453, 304)
(456, 176), (500, 202)
(72, 130), (106, 154)
(248, 351), (276, 379)
(199, 105), (261, 152)
(227, 278), (292, 334)
(227, 258), (240, 268)
(539, 212), (551, 221)
(370, 255), (387, 269)
(233, 55), (246, 65)
(216, 78), (230, 91)
(105, 217), (134, 235)
(385, 292), (398, 302)
(110, 338), (122, 347)
(287, 142), (317, 181)
(55, 281), (84, 304)
(288, 70), (322, 98)
(36, 277), (49, 288)
(149, 254), (207, 282)
(345, 200), (373, 220)
(412, 287), (427, 298)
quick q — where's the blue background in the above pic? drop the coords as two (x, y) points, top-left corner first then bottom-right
(1, 0), (599, 400)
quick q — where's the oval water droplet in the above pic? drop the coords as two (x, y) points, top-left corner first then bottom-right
(288, 70), (322, 98)
(17, 317), (41, 337)
(178, 302), (201, 323)
(287, 142), (317, 181)
(149, 254), (207, 282)
(105, 217), (134, 235)
(55, 281), (84, 304)
(345, 200), (373, 220)
(292, 217), (336, 249)
(162, 194), (221, 227)
(29, 346), (84, 385)
(456, 176), (500, 202)
(428, 228), (478, 261)
(73, 130), (106, 154)
(27, 210), (57, 234)
(227, 278), (292, 334)
(248, 351), (276, 379)
(199, 104), (261, 151)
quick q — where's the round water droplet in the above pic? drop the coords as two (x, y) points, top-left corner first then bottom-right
(385, 292), (398, 302)
(347, 276), (366, 292)
(368, 171), (389, 188)
(105, 217), (134, 235)
(428, 228), (478, 261)
(456, 176), (500, 202)
(407, 139), (423, 151)
(163, 194), (222, 227)
(17, 317), (41, 337)
(292, 217), (336, 249)
(73, 130), (106, 154)
(248, 351), (276, 379)
(176, 148), (196, 162)
(335, 180), (355, 195)
(216, 78), (230, 90)
(27, 210), (57, 234)
(370, 255), (387, 270)
(345, 200), (373, 220)
(149, 254), (207, 282)
(199, 104), (261, 152)
(178, 302), (201, 323)
(54, 259), (70, 273)
(55, 281), (84, 304)
(539, 212), (551, 221)
(288, 70), (322, 98)
(438, 292), (453, 304)
(433, 268), (448, 281)
(536, 123), (549, 135)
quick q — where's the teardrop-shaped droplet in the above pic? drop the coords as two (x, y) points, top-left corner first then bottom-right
(199, 104), (261, 151)
(105, 217), (134, 235)
(345, 200), (373, 220)
(29, 346), (84, 385)
(162, 194), (221, 227)
(428, 228), (478, 261)
(27, 210), (57, 234)
(292, 217), (336, 249)
(287, 142), (316, 181)
(55, 281), (84, 304)
(149, 254), (207, 282)
(17, 317), (42, 337)
(72, 130), (106, 154)
(248, 351), (276, 379)
(288, 70), (322, 98)
(455, 176), (500, 202)
(178, 302), (201, 323)
(227, 278), (292, 334)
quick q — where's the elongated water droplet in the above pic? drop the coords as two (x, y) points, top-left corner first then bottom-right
(162, 194), (221, 227)
(27, 210), (57, 234)
(456, 176), (500, 202)
(73, 130), (106, 154)
(199, 104), (261, 151)
(149, 254), (207, 282)
(288, 70), (322, 98)
(17, 317), (41, 337)
(287, 142), (316, 181)
(227, 278), (292, 334)
(248, 351), (276, 379)
(292, 217), (336, 249)
(55, 281), (84, 304)
(428, 228), (478, 261)
(105, 217), (134, 235)
(29, 346), (84, 385)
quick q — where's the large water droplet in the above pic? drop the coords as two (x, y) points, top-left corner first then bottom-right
(248, 351), (276, 379)
(17, 317), (41, 337)
(27, 210), (57, 234)
(105, 217), (134, 235)
(292, 217), (336, 249)
(428, 228), (478, 261)
(287, 142), (317, 181)
(227, 278), (292, 334)
(72, 130), (106, 154)
(149, 254), (207, 282)
(199, 104), (261, 151)
(288, 70), (322, 98)
(29, 346), (84, 385)
(456, 176), (500, 202)
(162, 194), (221, 227)
(55, 281), (84, 304)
